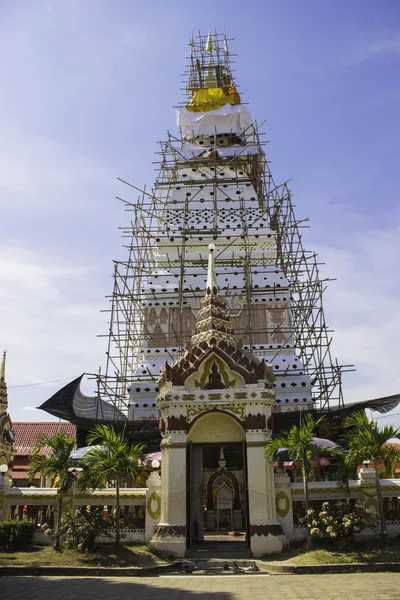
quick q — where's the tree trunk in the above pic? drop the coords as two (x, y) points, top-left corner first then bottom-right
(55, 493), (63, 552)
(303, 473), (312, 549)
(115, 476), (120, 547)
(374, 459), (388, 544)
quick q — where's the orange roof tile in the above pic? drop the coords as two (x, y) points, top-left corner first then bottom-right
(12, 422), (76, 456)
(12, 471), (40, 480)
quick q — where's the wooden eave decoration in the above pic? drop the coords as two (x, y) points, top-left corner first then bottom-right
(163, 340), (267, 389)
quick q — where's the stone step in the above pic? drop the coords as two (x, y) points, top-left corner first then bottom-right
(185, 542), (252, 559)
(181, 557), (264, 574)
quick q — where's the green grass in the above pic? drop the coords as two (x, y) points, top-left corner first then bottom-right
(0, 544), (171, 568)
(261, 540), (400, 566)
(3, 540), (400, 569)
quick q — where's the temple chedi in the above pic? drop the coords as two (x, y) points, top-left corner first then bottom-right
(127, 32), (315, 421)
(0, 352), (15, 484)
(40, 32), (355, 556)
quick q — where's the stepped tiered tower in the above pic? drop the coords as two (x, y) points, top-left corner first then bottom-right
(115, 31), (345, 424)
(41, 32), (349, 434)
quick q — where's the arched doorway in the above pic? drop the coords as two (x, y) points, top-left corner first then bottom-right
(187, 411), (249, 550)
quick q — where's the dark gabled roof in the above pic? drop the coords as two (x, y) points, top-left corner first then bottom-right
(38, 375), (161, 450)
(38, 375), (127, 427)
(272, 393), (400, 441)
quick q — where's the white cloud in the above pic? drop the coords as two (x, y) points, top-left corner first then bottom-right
(0, 121), (113, 212)
(368, 35), (400, 58)
(0, 246), (90, 303)
(315, 218), (400, 408)
(348, 34), (400, 67)
(0, 245), (107, 421)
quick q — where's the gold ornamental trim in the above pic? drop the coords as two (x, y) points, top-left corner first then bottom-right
(147, 491), (161, 520)
(246, 441), (267, 448)
(380, 485), (400, 492)
(187, 404), (206, 420)
(291, 487), (360, 495)
(74, 492), (146, 499)
(364, 497), (379, 512)
(362, 489), (377, 498)
(187, 403), (244, 421)
(160, 442), (187, 449)
(276, 490), (290, 518)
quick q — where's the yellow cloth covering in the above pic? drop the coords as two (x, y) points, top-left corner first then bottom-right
(188, 86), (241, 112)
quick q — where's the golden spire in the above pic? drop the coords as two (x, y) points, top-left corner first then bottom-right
(206, 244), (218, 294)
(205, 31), (213, 54)
(191, 245), (236, 347)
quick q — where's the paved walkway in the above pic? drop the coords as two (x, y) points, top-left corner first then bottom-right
(2, 574), (400, 600)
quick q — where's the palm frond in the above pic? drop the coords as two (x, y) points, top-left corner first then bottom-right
(27, 430), (77, 492)
(80, 425), (145, 491)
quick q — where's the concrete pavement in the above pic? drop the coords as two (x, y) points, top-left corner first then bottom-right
(1, 574), (400, 599)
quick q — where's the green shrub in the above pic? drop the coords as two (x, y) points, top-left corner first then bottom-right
(300, 500), (380, 539)
(0, 520), (36, 551)
(60, 508), (113, 552)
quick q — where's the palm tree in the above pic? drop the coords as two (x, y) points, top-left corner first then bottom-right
(79, 424), (145, 547)
(265, 413), (334, 547)
(342, 411), (400, 542)
(28, 430), (77, 551)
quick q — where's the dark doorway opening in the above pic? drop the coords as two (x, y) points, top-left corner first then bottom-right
(187, 442), (249, 554)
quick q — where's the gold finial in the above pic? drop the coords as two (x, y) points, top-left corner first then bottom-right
(205, 32), (213, 54)
(206, 244), (218, 295)
(0, 350), (6, 382)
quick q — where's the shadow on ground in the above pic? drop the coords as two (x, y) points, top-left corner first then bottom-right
(1, 576), (234, 600)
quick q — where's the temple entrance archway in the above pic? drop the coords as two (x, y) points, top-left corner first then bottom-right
(187, 411), (249, 549)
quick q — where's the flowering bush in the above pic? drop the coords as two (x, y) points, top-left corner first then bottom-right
(300, 501), (379, 539)
(59, 508), (113, 552)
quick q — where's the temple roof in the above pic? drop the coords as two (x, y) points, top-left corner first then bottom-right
(38, 375), (127, 427)
(12, 422), (76, 456)
(38, 375), (160, 449)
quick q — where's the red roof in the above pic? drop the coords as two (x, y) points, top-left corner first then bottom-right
(11, 471), (40, 480)
(12, 422), (76, 456)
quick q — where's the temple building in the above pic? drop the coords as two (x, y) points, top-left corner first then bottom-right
(150, 246), (285, 555)
(37, 32), (400, 556)
(41, 32), (324, 431)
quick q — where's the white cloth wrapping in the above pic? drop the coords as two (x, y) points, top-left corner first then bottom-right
(178, 142), (261, 160)
(176, 103), (254, 139)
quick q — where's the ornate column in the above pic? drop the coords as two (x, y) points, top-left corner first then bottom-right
(150, 433), (187, 556)
(145, 469), (161, 543)
(246, 431), (285, 555)
(274, 471), (294, 542)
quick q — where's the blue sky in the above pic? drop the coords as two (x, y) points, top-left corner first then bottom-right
(1, 0), (400, 425)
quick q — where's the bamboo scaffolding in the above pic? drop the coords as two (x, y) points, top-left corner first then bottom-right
(92, 32), (353, 415)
